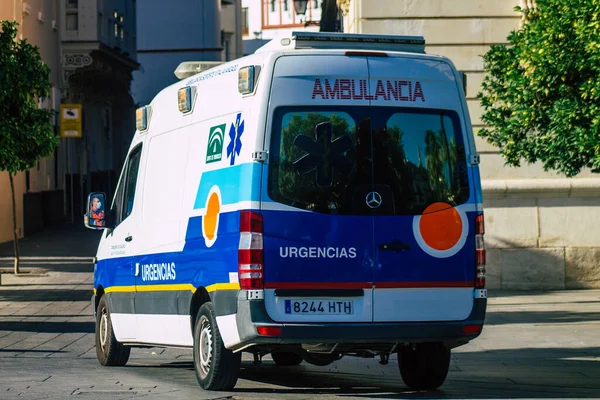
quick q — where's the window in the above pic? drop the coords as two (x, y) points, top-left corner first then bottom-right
(269, 109), (358, 215)
(242, 7), (249, 36)
(111, 169), (126, 226)
(268, 107), (469, 216)
(122, 146), (142, 219)
(66, 0), (78, 9)
(111, 145), (142, 226)
(66, 14), (78, 30)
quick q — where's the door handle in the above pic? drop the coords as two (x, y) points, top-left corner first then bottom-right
(379, 240), (410, 253)
(125, 235), (133, 242)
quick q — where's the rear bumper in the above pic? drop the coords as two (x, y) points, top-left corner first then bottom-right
(230, 293), (487, 351)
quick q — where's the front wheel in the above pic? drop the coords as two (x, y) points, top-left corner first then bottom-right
(398, 343), (450, 390)
(95, 295), (130, 366)
(193, 303), (241, 390)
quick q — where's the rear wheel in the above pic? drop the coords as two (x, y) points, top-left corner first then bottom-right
(271, 351), (303, 366)
(193, 302), (241, 390)
(95, 295), (130, 366)
(398, 343), (450, 390)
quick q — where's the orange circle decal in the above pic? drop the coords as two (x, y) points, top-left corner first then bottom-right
(202, 186), (222, 248)
(419, 202), (463, 251)
(204, 192), (220, 241)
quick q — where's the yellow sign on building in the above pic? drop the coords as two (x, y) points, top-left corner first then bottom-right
(60, 104), (82, 138)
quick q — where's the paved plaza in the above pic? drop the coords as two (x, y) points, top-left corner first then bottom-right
(0, 225), (599, 399)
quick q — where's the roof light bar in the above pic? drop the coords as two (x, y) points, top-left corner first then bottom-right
(174, 61), (225, 80)
(291, 31), (426, 53)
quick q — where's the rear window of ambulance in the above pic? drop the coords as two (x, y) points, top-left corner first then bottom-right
(268, 106), (470, 216)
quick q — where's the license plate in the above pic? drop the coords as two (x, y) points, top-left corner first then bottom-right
(284, 299), (353, 315)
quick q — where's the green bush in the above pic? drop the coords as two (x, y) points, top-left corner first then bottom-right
(478, 0), (600, 177)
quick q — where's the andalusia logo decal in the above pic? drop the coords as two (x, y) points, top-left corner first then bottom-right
(206, 124), (225, 163)
(226, 113), (244, 165)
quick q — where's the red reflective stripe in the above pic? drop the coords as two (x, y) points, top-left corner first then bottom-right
(263, 282), (472, 289)
(375, 281), (474, 288)
(264, 282), (372, 290)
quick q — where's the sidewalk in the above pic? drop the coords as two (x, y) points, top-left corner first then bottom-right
(0, 222), (102, 260)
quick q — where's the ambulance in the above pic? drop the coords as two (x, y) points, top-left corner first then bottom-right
(86, 32), (487, 392)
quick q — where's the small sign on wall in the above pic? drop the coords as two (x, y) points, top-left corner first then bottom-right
(60, 104), (82, 138)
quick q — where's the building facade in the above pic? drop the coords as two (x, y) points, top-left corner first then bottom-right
(241, 0), (323, 54)
(0, 0), (138, 244)
(132, 0), (243, 108)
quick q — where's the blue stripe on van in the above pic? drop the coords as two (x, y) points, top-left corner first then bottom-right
(95, 208), (478, 294)
(193, 163), (262, 209)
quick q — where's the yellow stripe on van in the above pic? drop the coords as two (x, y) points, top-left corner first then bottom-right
(136, 284), (197, 293)
(105, 285), (137, 293)
(103, 282), (240, 294)
(206, 283), (240, 292)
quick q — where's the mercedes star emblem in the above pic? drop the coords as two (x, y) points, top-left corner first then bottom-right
(366, 191), (383, 209)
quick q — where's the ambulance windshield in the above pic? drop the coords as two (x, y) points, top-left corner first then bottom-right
(267, 106), (470, 216)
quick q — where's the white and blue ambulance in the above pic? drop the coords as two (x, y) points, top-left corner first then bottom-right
(86, 32), (487, 392)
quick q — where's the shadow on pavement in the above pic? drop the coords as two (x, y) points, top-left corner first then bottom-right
(485, 310), (600, 325)
(0, 321), (94, 333)
(229, 347), (600, 398)
(0, 223), (102, 258)
(0, 289), (91, 302)
(0, 349), (66, 353)
(0, 263), (94, 274)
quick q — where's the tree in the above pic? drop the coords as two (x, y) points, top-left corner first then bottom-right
(0, 21), (58, 274)
(477, 0), (600, 177)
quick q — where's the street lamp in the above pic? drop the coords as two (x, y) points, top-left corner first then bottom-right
(293, 0), (320, 27)
(293, 0), (309, 16)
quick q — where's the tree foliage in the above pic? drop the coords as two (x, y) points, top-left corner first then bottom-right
(0, 20), (58, 174)
(477, 0), (600, 177)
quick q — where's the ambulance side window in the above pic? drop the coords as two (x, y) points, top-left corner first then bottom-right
(122, 145), (142, 220)
(110, 167), (126, 227)
(111, 145), (142, 228)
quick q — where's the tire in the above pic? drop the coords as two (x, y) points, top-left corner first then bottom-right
(398, 343), (451, 390)
(271, 351), (303, 366)
(193, 303), (241, 390)
(302, 352), (342, 367)
(95, 295), (131, 366)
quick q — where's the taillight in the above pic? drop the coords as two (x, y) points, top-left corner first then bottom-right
(475, 213), (486, 289)
(239, 210), (264, 290)
(462, 324), (482, 335)
(257, 326), (281, 336)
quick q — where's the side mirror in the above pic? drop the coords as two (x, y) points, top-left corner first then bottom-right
(84, 192), (108, 230)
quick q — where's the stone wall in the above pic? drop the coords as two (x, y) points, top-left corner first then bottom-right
(484, 180), (600, 289)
